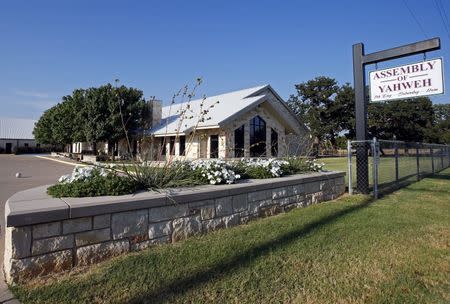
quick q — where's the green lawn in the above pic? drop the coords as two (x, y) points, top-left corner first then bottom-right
(13, 170), (450, 304)
(321, 156), (438, 190)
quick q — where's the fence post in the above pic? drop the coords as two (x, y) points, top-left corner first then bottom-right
(416, 143), (420, 181)
(347, 140), (353, 195)
(431, 147), (435, 174)
(372, 137), (378, 199)
(448, 146), (450, 168)
(394, 141), (399, 183)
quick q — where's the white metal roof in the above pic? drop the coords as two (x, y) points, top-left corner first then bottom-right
(150, 85), (270, 136)
(0, 118), (36, 140)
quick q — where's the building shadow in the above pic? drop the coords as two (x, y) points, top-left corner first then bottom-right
(127, 195), (375, 304)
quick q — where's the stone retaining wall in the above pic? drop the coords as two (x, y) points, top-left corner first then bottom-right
(4, 171), (345, 283)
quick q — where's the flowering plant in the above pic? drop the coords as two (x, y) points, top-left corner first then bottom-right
(232, 158), (289, 178)
(190, 159), (240, 185)
(305, 159), (325, 172)
(58, 166), (109, 184)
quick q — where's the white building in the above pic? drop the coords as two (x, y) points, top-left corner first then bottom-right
(0, 118), (38, 153)
(147, 85), (309, 160)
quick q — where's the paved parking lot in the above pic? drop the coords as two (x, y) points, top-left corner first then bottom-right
(0, 154), (73, 303)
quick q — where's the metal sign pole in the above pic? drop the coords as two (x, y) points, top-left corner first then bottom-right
(352, 38), (440, 195)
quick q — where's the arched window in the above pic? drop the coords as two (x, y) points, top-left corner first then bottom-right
(250, 116), (266, 157)
(234, 125), (245, 157)
(271, 128), (278, 157)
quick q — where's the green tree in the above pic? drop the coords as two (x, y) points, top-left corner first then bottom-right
(33, 83), (147, 154)
(287, 76), (341, 151)
(368, 97), (434, 142)
(33, 106), (57, 145)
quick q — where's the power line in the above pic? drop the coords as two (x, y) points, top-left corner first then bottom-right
(438, 0), (450, 29)
(434, 0), (450, 39)
(402, 0), (428, 38)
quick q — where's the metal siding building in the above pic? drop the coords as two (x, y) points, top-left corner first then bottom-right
(0, 118), (37, 153)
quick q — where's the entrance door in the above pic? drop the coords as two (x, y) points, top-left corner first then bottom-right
(5, 143), (12, 154)
(210, 135), (219, 158)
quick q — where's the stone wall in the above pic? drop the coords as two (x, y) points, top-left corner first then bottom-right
(4, 171), (345, 283)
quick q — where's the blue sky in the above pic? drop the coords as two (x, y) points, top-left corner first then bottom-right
(1, 0), (449, 119)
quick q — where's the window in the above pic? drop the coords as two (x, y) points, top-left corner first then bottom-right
(234, 125), (245, 157)
(36, 143), (41, 148)
(169, 136), (175, 155)
(271, 128), (278, 157)
(160, 137), (166, 156)
(179, 136), (186, 156)
(250, 116), (266, 157)
(24, 143), (29, 148)
(210, 135), (219, 158)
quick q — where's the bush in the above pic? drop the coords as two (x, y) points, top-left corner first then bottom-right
(190, 159), (240, 184)
(126, 161), (206, 190)
(48, 169), (138, 197)
(231, 158), (288, 179)
(281, 157), (310, 175)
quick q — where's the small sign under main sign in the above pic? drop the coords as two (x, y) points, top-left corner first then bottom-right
(369, 58), (444, 102)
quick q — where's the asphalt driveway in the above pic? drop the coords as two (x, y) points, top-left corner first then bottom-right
(0, 154), (73, 303)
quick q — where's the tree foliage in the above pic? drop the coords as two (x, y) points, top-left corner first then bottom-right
(288, 76), (449, 146)
(33, 83), (147, 152)
(287, 76), (355, 149)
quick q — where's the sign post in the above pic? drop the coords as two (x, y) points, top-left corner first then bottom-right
(352, 38), (441, 194)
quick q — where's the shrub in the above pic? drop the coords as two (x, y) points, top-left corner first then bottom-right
(190, 159), (240, 185)
(281, 157), (310, 175)
(48, 167), (138, 197)
(231, 158), (288, 179)
(126, 161), (206, 190)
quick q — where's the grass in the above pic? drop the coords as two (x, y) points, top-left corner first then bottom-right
(12, 169), (450, 304)
(321, 156), (442, 190)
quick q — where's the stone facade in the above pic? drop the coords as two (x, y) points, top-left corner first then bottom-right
(4, 172), (345, 283)
(153, 100), (308, 160)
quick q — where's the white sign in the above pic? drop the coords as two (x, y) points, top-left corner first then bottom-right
(369, 58), (444, 102)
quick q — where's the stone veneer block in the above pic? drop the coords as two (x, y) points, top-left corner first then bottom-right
(232, 194), (248, 212)
(203, 218), (224, 232)
(272, 187), (292, 199)
(131, 236), (170, 251)
(215, 197), (233, 217)
(304, 182), (321, 194)
(248, 199), (272, 214)
(93, 214), (110, 229)
(111, 209), (148, 239)
(5, 226), (31, 259)
(76, 228), (111, 247)
(247, 190), (271, 203)
(148, 204), (189, 223)
(172, 216), (202, 242)
(76, 240), (129, 266)
(63, 217), (92, 234)
(200, 205), (215, 220)
(292, 184), (304, 195)
(148, 221), (172, 240)
(223, 214), (240, 228)
(32, 222), (61, 239)
(32, 235), (74, 255)
(6, 250), (72, 284)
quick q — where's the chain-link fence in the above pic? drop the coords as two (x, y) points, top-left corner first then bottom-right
(347, 139), (450, 198)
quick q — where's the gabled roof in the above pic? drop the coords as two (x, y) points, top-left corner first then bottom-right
(149, 84), (301, 136)
(0, 118), (36, 140)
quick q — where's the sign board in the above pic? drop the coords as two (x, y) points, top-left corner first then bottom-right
(369, 58), (444, 102)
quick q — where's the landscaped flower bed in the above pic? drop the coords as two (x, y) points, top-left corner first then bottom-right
(47, 158), (326, 198)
